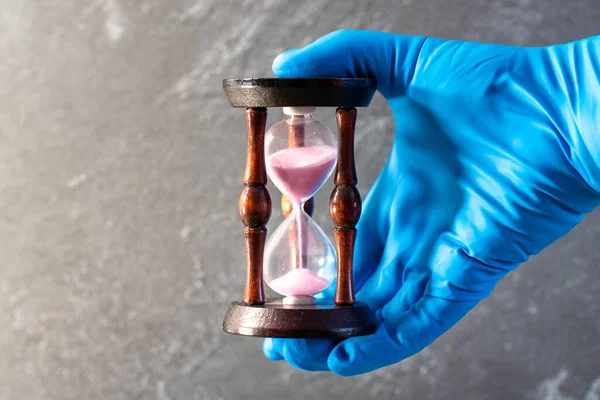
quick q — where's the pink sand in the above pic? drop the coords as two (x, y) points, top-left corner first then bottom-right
(267, 146), (337, 203)
(268, 268), (330, 296)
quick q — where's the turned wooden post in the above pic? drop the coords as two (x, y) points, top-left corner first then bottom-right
(239, 108), (271, 305)
(330, 108), (361, 306)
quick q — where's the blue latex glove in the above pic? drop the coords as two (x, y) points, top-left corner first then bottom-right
(263, 30), (600, 376)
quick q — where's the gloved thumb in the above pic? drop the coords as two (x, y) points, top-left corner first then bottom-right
(272, 30), (429, 98)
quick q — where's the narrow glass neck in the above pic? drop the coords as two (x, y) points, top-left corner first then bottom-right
(285, 199), (311, 216)
(289, 199), (306, 209)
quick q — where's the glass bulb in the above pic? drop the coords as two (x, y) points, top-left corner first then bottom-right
(265, 113), (338, 203)
(264, 209), (336, 296)
(263, 111), (338, 298)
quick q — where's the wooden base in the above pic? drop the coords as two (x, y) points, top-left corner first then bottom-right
(222, 300), (377, 339)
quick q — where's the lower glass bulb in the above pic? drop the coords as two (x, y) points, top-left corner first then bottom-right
(264, 209), (336, 297)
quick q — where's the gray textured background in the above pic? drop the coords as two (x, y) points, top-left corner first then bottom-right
(1, 0), (599, 399)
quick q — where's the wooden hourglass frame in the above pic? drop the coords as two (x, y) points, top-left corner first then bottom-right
(222, 78), (377, 338)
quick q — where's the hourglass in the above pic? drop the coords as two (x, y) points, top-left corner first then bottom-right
(222, 78), (377, 338)
(264, 107), (337, 304)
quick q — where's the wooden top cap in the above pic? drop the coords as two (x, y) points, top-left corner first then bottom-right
(223, 78), (377, 108)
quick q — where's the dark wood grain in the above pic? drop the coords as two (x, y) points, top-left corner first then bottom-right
(239, 108), (271, 305)
(223, 78), (377, 108)
(223, 301), (376, 338)
(330, 107), (361, 306)
(243, 108), (268, 184)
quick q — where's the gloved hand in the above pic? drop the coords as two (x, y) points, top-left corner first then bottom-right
(263, 30), (600, 376)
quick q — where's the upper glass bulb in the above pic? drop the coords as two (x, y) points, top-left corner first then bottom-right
(264, 112), (338, 204)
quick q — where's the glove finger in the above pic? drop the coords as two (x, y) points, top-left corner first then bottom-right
(355, 168), (437, 309)
(377, 269), (430, 322)
(327, 295), (477, 376)
(355, 221), (407, 311)
(263, 338), (284, 361)
(347, 177), (387, 290)
(272, 30), (429, 98)
(426, 240), (506, 301)
(263, 338), (336, 372)
(357, 99), (462, 309)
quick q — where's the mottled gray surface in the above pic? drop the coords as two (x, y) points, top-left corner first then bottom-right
(0, 0), (599, 399)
